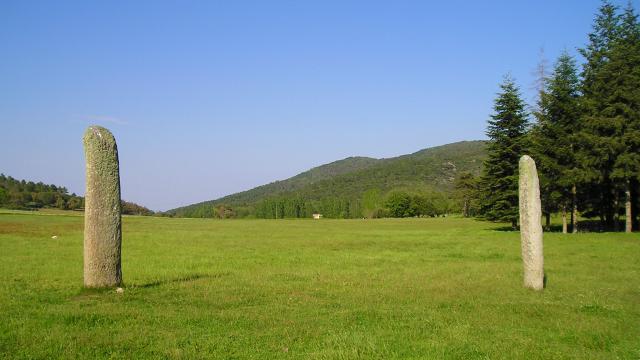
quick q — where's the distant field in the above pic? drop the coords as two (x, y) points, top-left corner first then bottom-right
(0, 211), (638, 359)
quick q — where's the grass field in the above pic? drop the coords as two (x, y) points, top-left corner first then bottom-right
(0, 210), (638, 359)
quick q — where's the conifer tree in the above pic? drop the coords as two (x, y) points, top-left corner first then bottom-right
(454, 172), (478, 217)
(577, 1), (622, 230)
(579, 1), (640, 231)
(531, 51), (581, 233)
(608, 4), (640, 232)
(480, 75), (530, 228)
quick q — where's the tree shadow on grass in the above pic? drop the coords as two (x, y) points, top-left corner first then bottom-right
(134, 272), (231, 289)
(490, 226), (518, 232)
(490, 225), (566, 232)
(70, 273), (231, 301)
(73, 287), (115, 300)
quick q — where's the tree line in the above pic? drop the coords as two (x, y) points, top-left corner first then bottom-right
(0, 174), (84, 210)
(189, 189), (455, 220)
(475, 1), (639, 232)
(0, 174), (154, 216)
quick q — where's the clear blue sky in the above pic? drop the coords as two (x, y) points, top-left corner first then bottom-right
(0, 0), (632, 211)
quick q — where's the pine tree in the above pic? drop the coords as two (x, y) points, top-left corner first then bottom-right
(579, 1), (640, 231)
(480, 75), (530, 228)
(577, 1), (623, 230)
(530, 51), (581, 233)
(454, 172), (478, 217)
(609, 4), (640, 232)
(605, 4), (640, 232)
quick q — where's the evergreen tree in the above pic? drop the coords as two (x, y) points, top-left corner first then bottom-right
(530, 51), (581, 233)
(479, 75), (530, 228)
(578, 1), (640, 231)
(454, 172), (478, 217)
(577, 1), (621, 229)
(608, 4), (640, 232)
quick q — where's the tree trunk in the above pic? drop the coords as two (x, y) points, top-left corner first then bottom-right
(545, 213), (551, 231)
(626, 179), (632, 233)
(613, 190), (620, 232)
(463, 199), (469, 217)
(562, 205), (567, 234)
(603, 181), (615, 231)
(633, 178), (639, 231)
(572, 184), (578, 233)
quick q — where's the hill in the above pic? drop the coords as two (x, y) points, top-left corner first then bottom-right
(211, 156), (381, 206)
(166, 140), (487, 218)
(0, 174), (153, 215)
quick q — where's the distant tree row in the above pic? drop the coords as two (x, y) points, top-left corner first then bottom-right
(477, 1), (639, 232)
(164, 141), (486, 219)
(190, 188), (454, 220)
(0, 174), (154, 216)
(0, 174), (84, 210)
(121, 200), (154, 216)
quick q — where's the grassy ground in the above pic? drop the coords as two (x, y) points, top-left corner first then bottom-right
(0, 210), (638, 359)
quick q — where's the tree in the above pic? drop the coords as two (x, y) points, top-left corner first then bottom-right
(577, 1), (621, 230)
(385, 191), (412, 218)
(578, 1), (640, 231)
(479, 75), (530, 228)
(530, 47), (550, 115)
(55, 196), (66, 209)
(67, 197), (83, 210)
(409, 195), (431, 217)
(121, 200), (154, 216)
(530, 51), (581, 233)
(361, 188), (383, 218)
(608, 4), (640, 232)
(0, 187), (7, 205)
(454, 172), (478, 217)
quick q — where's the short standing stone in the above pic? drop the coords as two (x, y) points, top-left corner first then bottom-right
(518, 155), (544, 291)
(83, 126), (122, 288)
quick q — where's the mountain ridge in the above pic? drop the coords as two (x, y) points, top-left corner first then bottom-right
(166, 140), (487, 217)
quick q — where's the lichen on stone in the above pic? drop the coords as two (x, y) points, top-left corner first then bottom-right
(519, 155), (544, 291)
(83, 125), (122, 288)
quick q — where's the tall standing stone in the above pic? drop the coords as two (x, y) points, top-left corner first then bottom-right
(83, 126), (122, 287)
(518, 155), (544, 291)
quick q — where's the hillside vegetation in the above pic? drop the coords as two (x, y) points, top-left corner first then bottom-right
(0, 174), (153, 216)
(166, 140), (486, 218)
(210, 156), (381, 206)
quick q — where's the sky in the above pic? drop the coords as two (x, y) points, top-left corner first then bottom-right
(0, 0), (634, 211)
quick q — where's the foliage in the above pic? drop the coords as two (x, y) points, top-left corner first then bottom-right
(361, 188), (383, 219)
(530, 51), (581, 220)
(575, 1), (640, 229)
(385, 191), (412, 218)
(453, 172), (479, 217)
(121, 200), (154, 216)
(166, 141), (487, 218)
(0, 174), (153, 215)
(469, 2), (640, 231)
(0, 173), (83, 210)
(479, 76), (530, 227)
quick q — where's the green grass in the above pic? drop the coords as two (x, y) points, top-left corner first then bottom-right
(0, 211), (638, 359)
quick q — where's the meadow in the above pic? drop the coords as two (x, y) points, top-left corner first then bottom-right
(0, 210), (638, 359)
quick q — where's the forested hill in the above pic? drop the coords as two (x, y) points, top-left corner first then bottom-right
(0, 174), (154, 215)
(210, 156), (381, 205)
(166, 140), (487, 218)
